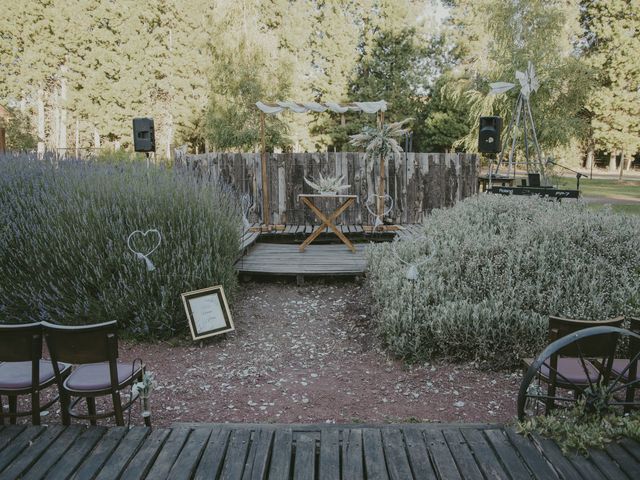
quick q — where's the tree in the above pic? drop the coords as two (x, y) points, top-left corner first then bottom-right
(1, 109), (38, 151)
(582, 0), (640, 172)
(423, 74), (472, 152)
(447, 0), (593, 156)
(204, 2), (292, 151)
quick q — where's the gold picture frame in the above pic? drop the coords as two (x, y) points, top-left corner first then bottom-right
(180, 285), (234, 340)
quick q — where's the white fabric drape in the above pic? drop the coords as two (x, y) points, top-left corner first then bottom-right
(256, 100), (387, 115)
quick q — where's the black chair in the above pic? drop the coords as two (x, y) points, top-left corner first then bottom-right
(42, 320), (145, 426)
(0, 323), (71, 425)
(522, 315), (624, 413)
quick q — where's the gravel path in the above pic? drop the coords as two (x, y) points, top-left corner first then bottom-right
(120, 282), (521, 427)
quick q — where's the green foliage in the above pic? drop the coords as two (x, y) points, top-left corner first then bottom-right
(346, 28), (431, 147)
(0, 155), (241, 339)
(3, 109), (38, 151)
(205, 34), (292, 152)
(448, 0), (593, 152)
(518, 399), (640, 455)
(366, 195), (640, 367)
(423, 75), (472, 152)
(583, 0), (640, 158)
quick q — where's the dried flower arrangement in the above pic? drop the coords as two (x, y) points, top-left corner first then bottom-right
(304, 173), (350, 194)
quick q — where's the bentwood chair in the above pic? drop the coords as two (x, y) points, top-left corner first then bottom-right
(0, 323), (71, 425)
(42, 320), (144, 426)
(523, 315), (624, 412)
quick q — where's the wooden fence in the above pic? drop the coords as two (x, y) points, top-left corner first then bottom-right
(175, 152), (479, 225)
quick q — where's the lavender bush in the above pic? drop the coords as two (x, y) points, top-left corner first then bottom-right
(367, 195), (640, 368)
(0, 155), (241, 339)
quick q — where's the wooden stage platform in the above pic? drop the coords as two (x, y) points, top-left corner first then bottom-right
(237, 224), (423, 279)
(2, 422), (638, 479)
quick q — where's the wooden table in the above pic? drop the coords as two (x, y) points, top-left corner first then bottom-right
(298, 194), (357, 253)
(477, 175), (515, 192)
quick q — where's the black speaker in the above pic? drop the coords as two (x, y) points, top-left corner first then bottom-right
(132, 118), (155, 152)
(528, 173), (541, 187)
(478, 116), (502, 153)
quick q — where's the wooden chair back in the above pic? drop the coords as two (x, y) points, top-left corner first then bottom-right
(0, 323), (43, 362)
(548, 316), (624, 358)
(41, 321), (119, 365)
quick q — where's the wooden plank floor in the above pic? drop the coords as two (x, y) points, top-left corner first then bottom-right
(236, 243), (368, 276)
(1, 423), (638, 479)
(236, 224), (422, 277)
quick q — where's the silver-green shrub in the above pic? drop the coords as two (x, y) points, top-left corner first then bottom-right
(0, 155), (241, 338)
(367, 195), (640, 368)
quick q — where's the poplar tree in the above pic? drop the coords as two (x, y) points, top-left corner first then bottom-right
(447, 0), (593, 156)
(583, 0), (640, 172)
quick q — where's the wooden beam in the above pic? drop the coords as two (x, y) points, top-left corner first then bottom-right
(0, 127), (5, 154)
(260, 111), (269, 225)
(378, 111), (385, 217)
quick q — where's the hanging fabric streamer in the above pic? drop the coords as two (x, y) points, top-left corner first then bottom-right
(241, 194), (253, 229)
(365, 194), (394, 230)
(127, 229), (161, 272)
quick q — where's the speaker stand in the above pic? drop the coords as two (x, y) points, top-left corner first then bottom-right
(492, 92), (546, 184)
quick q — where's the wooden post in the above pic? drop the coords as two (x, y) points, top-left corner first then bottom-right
(0, 126), (6, 154)
(260, 111), (269, 226)
(378, 110), (385, 218)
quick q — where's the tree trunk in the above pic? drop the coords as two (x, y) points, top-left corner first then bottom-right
(585, 146), (594, 170)
(52, 89), (60, 155)
(93, 127), (100, 149)
(37, 89), (45, 158)
(608, 150), (617, 172)
(165, 113), (173, 160)
(58, 66), (67, 158)
(625, 155), (633, 171)
(75, 118), (79, 158)
(618, 150), (625, 180)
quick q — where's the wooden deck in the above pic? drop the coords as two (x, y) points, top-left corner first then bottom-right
(236, 243), (368, 277)
(1, 423), (638, 479)
(237, 224), (424, 278)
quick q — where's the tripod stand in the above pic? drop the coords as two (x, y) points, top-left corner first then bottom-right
(491, 91), (546, 185)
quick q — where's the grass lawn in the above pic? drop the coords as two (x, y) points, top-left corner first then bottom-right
(551, 176), (640, 215)
(586, 203), (640, 215)
(554, 177), (640, 199)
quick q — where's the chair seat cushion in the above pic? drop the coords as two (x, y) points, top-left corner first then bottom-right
(538, 357), (601, 385)
(64, 362), (140, 392)
(611, 359), (640, 381)
(0, 360), (70, 390)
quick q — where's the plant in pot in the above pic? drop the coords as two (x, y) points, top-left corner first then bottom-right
(304, 172), (350, 195)
(349, 118), (412, 216)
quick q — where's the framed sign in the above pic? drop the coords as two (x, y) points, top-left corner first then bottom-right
(181, 285), (234, 340)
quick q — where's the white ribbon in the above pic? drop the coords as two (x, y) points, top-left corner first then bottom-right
(127, 229), (161, 272)
(256, 100), (388, 115)
(365, 194), (394, 230)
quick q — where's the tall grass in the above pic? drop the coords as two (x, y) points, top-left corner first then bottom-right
(367, 195), (640, 368)
(0, 155), (241, 339)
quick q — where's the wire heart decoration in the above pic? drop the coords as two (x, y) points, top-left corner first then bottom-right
(390, 234), (437, 281)
(127, 229), (162, 272)
(241, 194), (253, 229)
(365, 194), (394, 229)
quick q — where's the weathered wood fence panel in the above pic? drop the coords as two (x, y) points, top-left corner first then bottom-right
(175, 152), (479, 225)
